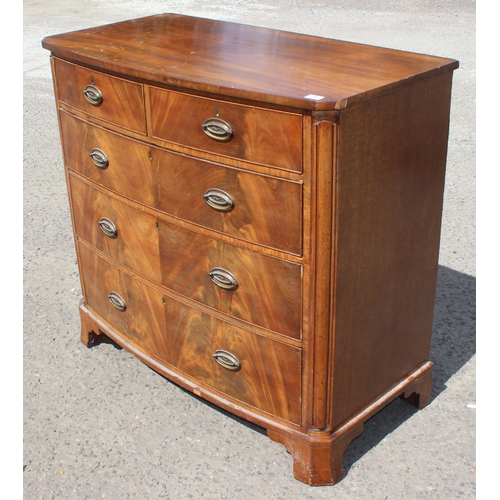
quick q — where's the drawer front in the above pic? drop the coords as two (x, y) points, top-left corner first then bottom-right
(79, 243), (167, 354)
(69, 175), (161, 282)
(60, 111), (155, 206)
(150, 87), (303, 173)
(79, 244), (301, 424)
(54, 58), (146, 133)
(158, 221), (302, 339)
(161, 295), (302, 424)
(155, 149), (302, 254)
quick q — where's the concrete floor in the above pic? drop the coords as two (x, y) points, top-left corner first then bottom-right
(23, 1), (475, 498)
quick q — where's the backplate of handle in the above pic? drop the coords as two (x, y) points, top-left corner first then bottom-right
(89, 148), (108, 169)
(83, 84), (103, 106)
(108, 292), (126, 311)
(98, 217), (117, 238)
(202, 118), (233, 142)
(213, 350), (241, 371)
(203, 188), (234, 212)
(208, 267), (238, 291)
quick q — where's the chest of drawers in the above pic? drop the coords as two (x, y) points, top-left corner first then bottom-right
(42, 14), (458, 486)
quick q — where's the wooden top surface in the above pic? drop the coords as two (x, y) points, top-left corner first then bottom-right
(42, 13), (458, 111)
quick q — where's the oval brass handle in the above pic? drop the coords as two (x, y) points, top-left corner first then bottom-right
(98, 217), (117, 238)
(83, 84), (103, 106)
(213, 350), (241, 371)
(108, 292), (126, 311)
(208, 267), (238, 291)
(203, 188), (234, 212)
(202, 118), (233, 142)
(89, 148), (109, 169)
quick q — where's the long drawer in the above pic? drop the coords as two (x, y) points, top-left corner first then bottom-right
(154, 148), (302, 254)
(158, 220), (302, 339)
(150, 86), (303, 173)
(79, 243), (302, 424)
(60, 111), (155, 206)
(53, 58), (147, 134)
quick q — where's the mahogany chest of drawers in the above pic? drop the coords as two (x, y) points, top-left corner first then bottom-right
(42, 14), (458, 486)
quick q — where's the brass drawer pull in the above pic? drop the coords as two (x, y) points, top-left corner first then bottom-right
(83, 84), (103, 106)
(108, 292), (126, 311)
(98, 217), (117, 238)
(208, 267), (238, 291)
(202, 118), (233, 142)
(89, 148), (109, 169)
(203, 188), (234, 212)
(213, 350), (241, 371)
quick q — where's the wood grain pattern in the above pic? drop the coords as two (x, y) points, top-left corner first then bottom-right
(154, 148), (302, 254)
(160, 291), (302, 423)
(42, 14), (458, 110)
(69, 174), (161, 281)
(59, 110), (155, 206)
(53, 57), (146, 133)
(79, 243), (302, 423)
(158, 220), (302, 339)
(150, 87), (302, 172)
(78, 242), (167, 352)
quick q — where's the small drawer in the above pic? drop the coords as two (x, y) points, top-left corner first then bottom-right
(53, 58), (147, 134)
(60, 111), (155, 206)
(69, 175), (161, 282)
(79, 244), (302, 424)
(155, 149), (302, 254)
(158, 221), (302, 339)
(150, 87), (303, 173)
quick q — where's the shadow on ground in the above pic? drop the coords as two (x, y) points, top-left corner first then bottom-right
(343, 264), (475, 475)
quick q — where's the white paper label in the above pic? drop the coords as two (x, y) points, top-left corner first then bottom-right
(304, 94), (325, 101)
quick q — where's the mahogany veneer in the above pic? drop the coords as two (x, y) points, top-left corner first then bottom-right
(43, 14), (458, 485)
